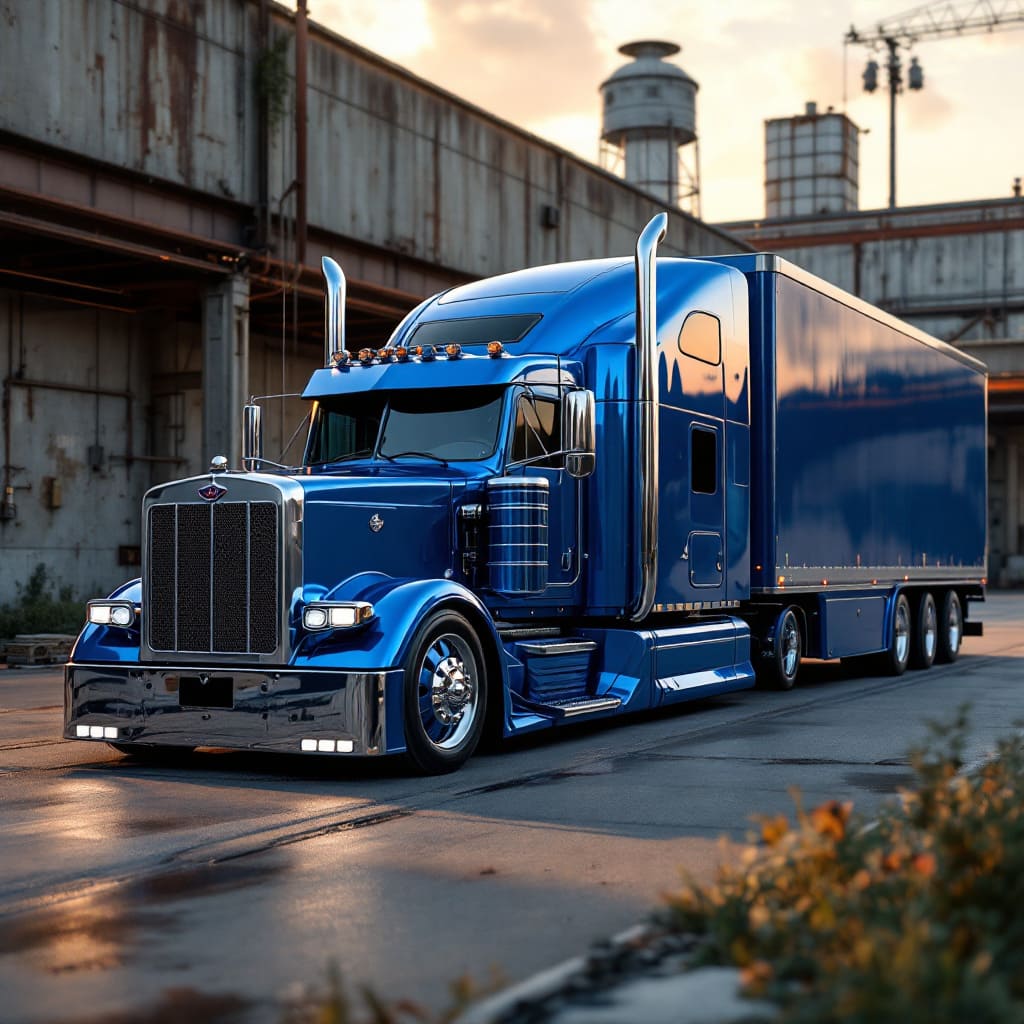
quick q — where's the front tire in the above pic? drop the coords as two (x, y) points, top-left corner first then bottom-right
(402, 610), (488, 774)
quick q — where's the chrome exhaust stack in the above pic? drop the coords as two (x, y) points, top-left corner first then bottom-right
(321, 256), (346, 366)
(630, 212), (668, 622)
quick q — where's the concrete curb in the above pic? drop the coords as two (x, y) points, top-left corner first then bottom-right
(454, 924), (653, 1024)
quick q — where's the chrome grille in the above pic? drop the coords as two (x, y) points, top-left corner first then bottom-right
(146, 501), (279, 654)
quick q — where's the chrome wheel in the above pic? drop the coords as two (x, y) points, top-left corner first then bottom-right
(936, 591), (963, 664)
(403, 610), (488, 774)
(418, 632), (479, 750)
(911, 592), (937, 670)
(780, 614), (800, 679)
(894, 599), (910, 664)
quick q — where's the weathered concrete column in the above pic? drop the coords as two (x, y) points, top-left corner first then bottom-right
(202, 274), (250, 469)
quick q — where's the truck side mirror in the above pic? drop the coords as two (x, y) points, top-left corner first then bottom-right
(242, 403), (263, 472)
(563, 390), (596, 479)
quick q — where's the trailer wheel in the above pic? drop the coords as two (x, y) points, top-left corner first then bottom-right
(881, 593), (912, 676)
(760, 606), (802, 690)
(935, 591), (963, 664)
(402, 610), (488, 774)
(910, 592), (937, 670)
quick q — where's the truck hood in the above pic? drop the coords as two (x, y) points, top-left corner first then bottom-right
(297, 474), (458, 590)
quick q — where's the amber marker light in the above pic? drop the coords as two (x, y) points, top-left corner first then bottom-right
(487, 341), (504, 357)
(415, 345), (436, 361)
(445, 343), (463, 358)
(777, 575), (786, 586)
(394, 346), (410, 361)
(330, 350), (349, 367)
(378, 347), (395, 362)
(358, 348), (374, 364)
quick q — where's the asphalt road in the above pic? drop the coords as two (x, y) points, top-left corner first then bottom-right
(1, 594), (1022, 1024)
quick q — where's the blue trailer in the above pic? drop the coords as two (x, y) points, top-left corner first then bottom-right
(66, 215), (987, 772)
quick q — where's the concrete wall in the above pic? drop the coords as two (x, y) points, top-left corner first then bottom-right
(0, 0), (748, 609)
(0, 291), (156, 601)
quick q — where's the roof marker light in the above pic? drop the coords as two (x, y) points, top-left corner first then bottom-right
(445, 343), (463, 359)
(330, 350), (350, 367)
(416, 345), (436, 362)
(358, 348), (375, 364)
(378, 347), (395, 362)
(394, 346), (410, 361)
(487, 341), (504, 357)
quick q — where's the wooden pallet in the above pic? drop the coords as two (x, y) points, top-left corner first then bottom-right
(3, 634), (76, 666)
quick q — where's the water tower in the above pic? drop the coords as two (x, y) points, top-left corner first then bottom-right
(600, 41), (700, 216)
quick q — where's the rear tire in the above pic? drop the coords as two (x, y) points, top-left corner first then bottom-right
(758, 606), (802, 690)
(935, 590), (963, 664)
(910, 592), (937, 670)
(881, 592), (912, 676)
(402, 610), (487, 774)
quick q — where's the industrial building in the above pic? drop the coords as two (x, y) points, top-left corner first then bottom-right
(720, 103), (1024, 585)
(0, 1), (743, 606)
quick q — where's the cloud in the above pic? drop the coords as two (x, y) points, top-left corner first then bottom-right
(408, 0), (606, 122)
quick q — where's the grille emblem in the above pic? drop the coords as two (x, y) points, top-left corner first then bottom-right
(198, 483), (227, 502)
(369, 513), (384, 533)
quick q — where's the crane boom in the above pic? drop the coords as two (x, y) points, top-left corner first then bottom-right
(847, 0), (1024, 45)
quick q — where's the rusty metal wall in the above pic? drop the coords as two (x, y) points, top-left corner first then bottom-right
(1, 0), (254, 202)
(1, 0), (741, 277)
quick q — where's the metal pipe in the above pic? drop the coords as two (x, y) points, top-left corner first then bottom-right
(321, 257), (346, 365)
(295, 0), (308, 269)
(630, 211), (668, 622)
(886, 38), (899, 210)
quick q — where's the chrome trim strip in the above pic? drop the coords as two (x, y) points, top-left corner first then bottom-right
(517, 640), (597, 656)
(630, 212), (668, 623)
(751, 253), (987, 375)
(322, 257), (346, 366)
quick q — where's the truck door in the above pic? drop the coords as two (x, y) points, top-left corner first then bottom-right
(509, 388), (580, 592)
(660, 307), (728, 603)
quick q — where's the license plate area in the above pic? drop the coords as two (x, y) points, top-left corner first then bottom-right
(179, 674), (234, 709)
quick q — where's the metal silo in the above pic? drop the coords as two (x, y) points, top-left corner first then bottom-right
(600, 41), (701, 216)
(765, 103), (860, 218)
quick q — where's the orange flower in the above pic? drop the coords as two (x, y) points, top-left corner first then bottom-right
(810, 800), (852, 841)
(912, 852), (937, 877)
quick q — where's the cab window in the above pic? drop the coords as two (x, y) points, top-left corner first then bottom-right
(511, 394), (562, 468)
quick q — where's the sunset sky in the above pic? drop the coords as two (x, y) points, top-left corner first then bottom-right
(302, 0), (1023, 224)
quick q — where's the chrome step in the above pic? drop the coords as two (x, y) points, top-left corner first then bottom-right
(543, 695), (621, 718)
(517, 638), (598, 656)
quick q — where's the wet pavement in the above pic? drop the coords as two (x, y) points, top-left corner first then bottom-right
(1, 593), (1022, 1023)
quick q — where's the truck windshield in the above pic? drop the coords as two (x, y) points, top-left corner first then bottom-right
(305, 386), (505, 466)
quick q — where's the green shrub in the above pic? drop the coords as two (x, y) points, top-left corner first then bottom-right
(662, 708), (1024, 1024)
(0, 564), (86, 639)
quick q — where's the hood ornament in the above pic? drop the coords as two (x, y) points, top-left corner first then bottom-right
(369, 513), (384, 533)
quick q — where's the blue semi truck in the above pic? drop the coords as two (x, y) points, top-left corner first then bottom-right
(66, 214), (987, 773)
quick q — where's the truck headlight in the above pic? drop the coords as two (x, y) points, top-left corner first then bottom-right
(303, 602), (374, 631)
(88, 601), (136, 628)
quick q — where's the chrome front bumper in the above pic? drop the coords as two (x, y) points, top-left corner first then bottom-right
(64, 662), (400, 756)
